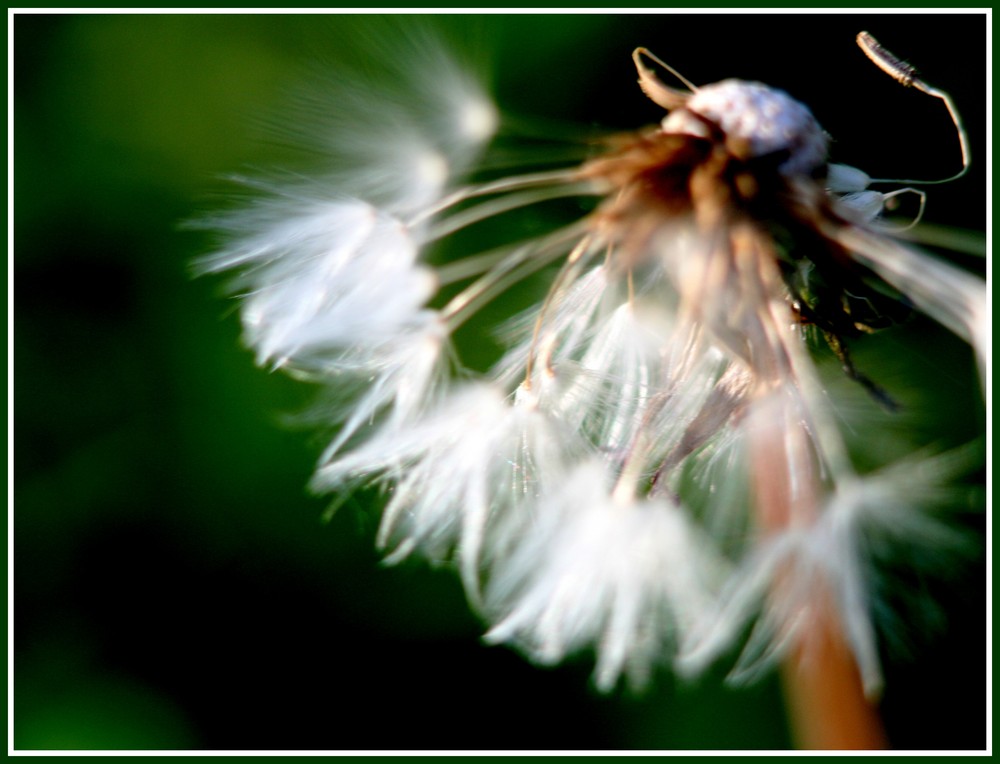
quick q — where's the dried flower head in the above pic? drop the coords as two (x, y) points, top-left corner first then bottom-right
(200, 24), (986, 709)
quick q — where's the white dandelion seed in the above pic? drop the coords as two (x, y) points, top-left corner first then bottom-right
(312, 382), (581, 601)
(199, 195), (434, 370)
(485, 459), (726, 692)
(276, 22), (498, 214)
(202, 25), (986, 710)
(677, 447), (980, 698)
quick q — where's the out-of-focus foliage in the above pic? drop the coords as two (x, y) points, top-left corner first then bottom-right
(14, 13), (985, 750)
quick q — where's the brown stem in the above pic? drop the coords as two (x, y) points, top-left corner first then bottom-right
(747, 386), (888, 750)
(780, 593), (888, 750)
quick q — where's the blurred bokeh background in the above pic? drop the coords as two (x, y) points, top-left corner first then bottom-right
(14, 12), (987, 750)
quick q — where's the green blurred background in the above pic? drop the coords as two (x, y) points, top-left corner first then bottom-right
(14, 12), (986, 750)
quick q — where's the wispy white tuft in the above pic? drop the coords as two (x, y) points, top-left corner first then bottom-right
(554, 300), (674, 455)
(485, 460), (725, 691)
(279, 23), (498, 213)
(312, 383), (581, 601)
(314, 312), (451, 461)
(202, 197), (432, 370)
(677, 448), (978, 697)
(492, 262), (613, 387)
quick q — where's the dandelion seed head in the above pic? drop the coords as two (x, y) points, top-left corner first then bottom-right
(203, 28), (985, 703)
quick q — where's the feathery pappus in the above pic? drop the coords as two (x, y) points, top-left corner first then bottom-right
(199, 25), (987, 699)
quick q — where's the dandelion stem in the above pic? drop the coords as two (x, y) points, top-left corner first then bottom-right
(780, 593), (888, 750)
(751, 418), (887, 749)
